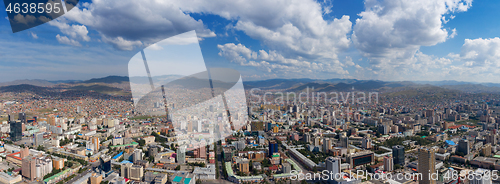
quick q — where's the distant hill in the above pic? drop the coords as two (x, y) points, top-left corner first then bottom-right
(80, 76), (129, 84)
(0, 84), (51, 93)
(69, 84), (123, 93)
(0, 79), (55, 87)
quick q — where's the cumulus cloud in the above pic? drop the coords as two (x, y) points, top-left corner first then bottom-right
(344, 56), (355, 66)
(63, 0), (215, 50)
(56, 34), (81, 46)
(458, 37), (500, 67)
(172, 0), (352, 61)
(49, 20), (90, 41)
(352, 0), (472, 67)
(13, 14), (36, 25)
(101, 35), (142, 51)
(217, 43), (348, 76)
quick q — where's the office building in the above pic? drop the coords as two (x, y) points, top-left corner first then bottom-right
(303, 133), (312, 143)
(486, 134), (497, 145)
(91, 137), (100, 151)
(22, 157), (36, 181)
(18, 113), (26, 123)
(177, 146), (186, 164)
(148, 145), (159, 157)
(269, 141), (278, 158)
(238, 159), (250, 173)
(326, 157), (341, 176)
(100, 155), (112, 173)
(34, 133), (44, 147)
(129, 165), (144, 181)
(133, 149), (143, 163)
(194, 146), (206, 159)
(347, 151), (374, 167)
(121, 163), (133, 178)
(340, 136), (349, 148)
(378, 124), (389, 135)
(361, 136), (372, 149)
(384, 156), (393, 171)
(458, 139), (470, 155)
(470, 169), (492, 184)
(323, 138), (332, 152)
(90, 173), (102, 184)
(418, 147), (437, 184)
(392, 145), (405, 166)
(10, 120), (22, 142)
(482, 143), (492, 157)
(52, 157), (65, 170)
(282, 163), (292, 174)
(145, 172), (168, 184)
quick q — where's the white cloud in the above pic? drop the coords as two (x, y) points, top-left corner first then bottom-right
(30, 32), (38, 39)
(449, 28), (458, 39)
(48, 20), (90, 41)
(56, 34), (81, 46)
(174, 0), (352, 61)
(13, 14), (36, 25)
(101, 35), (142, 51)
(458, 37), (500, 67)
(352, 0), (472, 67)
(344, 56), (355, 66)
(217, 43), (348, 76)
(63, 0), (216, 50)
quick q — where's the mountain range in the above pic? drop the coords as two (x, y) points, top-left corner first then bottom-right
(2, 76), (500, 95)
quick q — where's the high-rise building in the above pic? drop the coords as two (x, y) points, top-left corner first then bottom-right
(303, 133), (312, 143)
(314, 137), (321, 146)
(362, 136), (372, 149)
(121, 162), (133, 179)
(90, 173), (102, 184)
(21, 157), (36, 181)
(384, 156), (393, 171)
(239, 160), (250, 173)
(129, 165), (144, 181)
(148, 145), (159, 157)
(133, 149), (143, 163)
(52, 157), (65, 170)
(486, 134), (497, 145)
(378, 124), (389, 135)
(323, 138), (332, 152)
(282, 163), (292, 174)
(18, 113), (26, 123)
(470, 169), (492, 184)
(326, 157), (341, 176)
(20, 147), (29, 159)
(9, 120), (22, 142)
(458, 139), (470, 155)
(194, 146), (206, 159)
(418, 147), (436, 184)
(392, 145), (405, 166)
(482, 143), (492, 157)
(100, 155), (112, 173)
(91, 137), (100, 151)
(34, 133), (44, 147)
(340, 135), (349, 148)
(268, 141), (278, 157)
(177, 146), (186, 164)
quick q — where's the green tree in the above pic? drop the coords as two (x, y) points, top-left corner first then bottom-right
(138, 139), (146, 146)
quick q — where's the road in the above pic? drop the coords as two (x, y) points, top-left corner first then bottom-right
(66, 161), (101, 183)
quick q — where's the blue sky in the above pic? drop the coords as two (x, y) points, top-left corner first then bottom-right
(0, 0), (499, 83)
